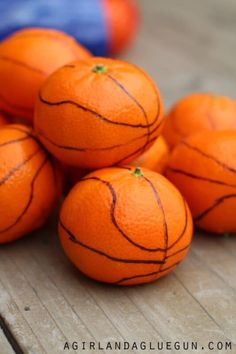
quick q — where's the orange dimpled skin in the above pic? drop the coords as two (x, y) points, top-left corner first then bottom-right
(59, 167), (193, 285)
(66, 136), (169, 187)
(0, 124), (59, 244)
(35, 57), (164, 169)
(163, 93), (236, 148)
(0, 28), (91, 122)
(166, 131), (236, 234)
(130, 135), (170, 174)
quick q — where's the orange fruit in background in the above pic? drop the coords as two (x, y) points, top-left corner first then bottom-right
(66, 135), (170, 187)
(59, 166), (193, 285)
(0, 112), (8, 127)
(35, 57), (164, 169)
(0, 124), (60, 244)
(166, 131), (236, 234)
(130, 135), (170, 174)
(0, 28), (91, 122)
(105, 0), (139, 55)
(163, 93), (236, 148)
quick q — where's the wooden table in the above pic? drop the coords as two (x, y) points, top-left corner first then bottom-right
(0, 1), (236, 353)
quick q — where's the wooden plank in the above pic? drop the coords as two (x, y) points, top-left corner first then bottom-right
(192, 234), (236, 291)
(0, 225), (163, 354)
(31, 227), (164, 352)
(0, 0), (236, 353)
(79, 277), (164, 343)
(216, 235), (236, 259)
(0, 227), (121, 354)
(0, 328), (14, 354)
(0, 278), (46, 354)
(32, 229), (123, 346)
(0, 251), (65, 354)
(125, 263), (229, 346)
(5, 228), (236, 353)
(176, 250), (236, 345)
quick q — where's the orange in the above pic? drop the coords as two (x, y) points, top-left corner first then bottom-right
(0, 124), (60, 244)
(0, 28), (91, 122)
(0, 112), (8, 127)
(166, 131), (236, 234)
(59, 166), (193, 285)
(104, 0), (139, 54)
(130, 135), (170, 174)
(163, 93), (236, 148)
(35, 57), (164, 169)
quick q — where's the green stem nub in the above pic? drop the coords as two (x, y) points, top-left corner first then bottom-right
(132, 167), (143, 177)
(92, 64), (108, 74)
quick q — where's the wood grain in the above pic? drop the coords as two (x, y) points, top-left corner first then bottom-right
(0, 0), (236, 353)
(0, 328), (14, 354)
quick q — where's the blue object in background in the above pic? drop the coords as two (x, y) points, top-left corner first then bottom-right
(0, 0), (109, 55)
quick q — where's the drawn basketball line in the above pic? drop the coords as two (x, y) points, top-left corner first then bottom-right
(167, 167), (236, 189)
(166, 244), (191, 259)
(5, 126), (34, 136)
(115, 119), (164, 165)
(60, 175), (191, 282)
(114, 261), (180, 285)
(59, 219), (165, 265)
(0, 127), (46, 157)
(0, 135), (31, 149)
(0, 56), (46, 75)
(169, 107), (217, 139)
(37, 120), (162, 153)
(181, 141), (236, 174)
(106, 73), (162, 156)
(65, 175), (189, 253)
(195, 193), (236, 222)
(107, 73), (152, 150)
(0, 148), (40, 187)
(38, 91), (160, 129)
(77, 176), (168, 252)
(165, 99), (234, 141)
(166, 199), (189, 250)
(143, 175), (168, 273)
(0, 155), (48, 233)
(63, 64), (77, 69)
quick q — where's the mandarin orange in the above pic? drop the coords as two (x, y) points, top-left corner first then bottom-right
(0, 124), (60, 243)
(163, 93), (236, 148)
(35, 57), (164, 169)
(130, 135), (170, 174)
(166, 131), (236, 233)
(0, 28), (91, 122)
(59, 166), (193, 285)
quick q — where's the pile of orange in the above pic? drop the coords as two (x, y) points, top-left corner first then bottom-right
(0, 27), (234, 286)
(163, 93), (236, 148)
(164, 93), (236, 234)
(166, 131), (236, 233)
